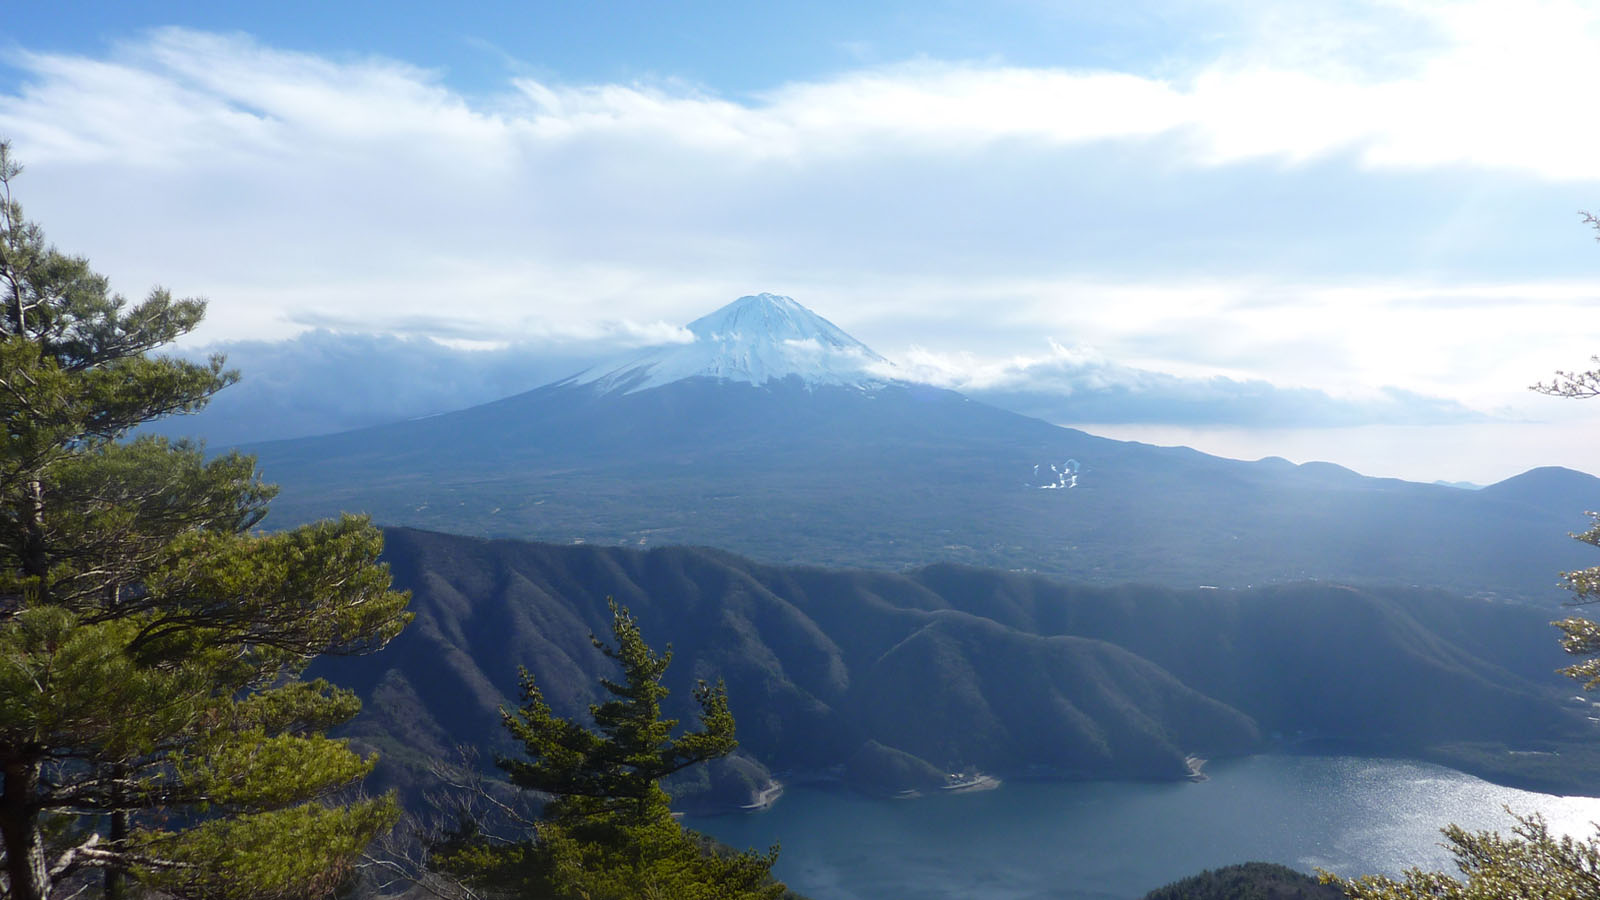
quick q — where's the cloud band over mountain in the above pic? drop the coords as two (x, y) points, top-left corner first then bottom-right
(145, 329), (1485, 447)
(893, 343), (1486, 428)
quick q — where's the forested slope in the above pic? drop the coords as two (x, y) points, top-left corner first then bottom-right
(310, 529), (1599, 808)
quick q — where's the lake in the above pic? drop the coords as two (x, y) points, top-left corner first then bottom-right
(686, 755), (1600, 900)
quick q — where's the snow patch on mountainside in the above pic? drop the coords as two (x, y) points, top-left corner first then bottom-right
(1030, 460), (1080, 490)
(574, 293), (894, 393)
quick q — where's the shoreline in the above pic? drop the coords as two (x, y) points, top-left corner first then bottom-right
(741, 780), (785, 811)
(943, 773), (1002, 793)
(685, 746), (1600, 816)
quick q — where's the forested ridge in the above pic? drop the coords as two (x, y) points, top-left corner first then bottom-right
(309, 527), (1600, 810)
(1142, 863), (1345, 900)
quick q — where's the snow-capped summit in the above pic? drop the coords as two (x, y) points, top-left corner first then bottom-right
(575, 293), (892, 393)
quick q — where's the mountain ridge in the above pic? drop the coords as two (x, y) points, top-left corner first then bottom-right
(312, 527), (1600, 810)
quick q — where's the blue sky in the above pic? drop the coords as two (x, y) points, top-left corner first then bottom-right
(4, 1), (1600, 482)
(6, 2), (1252, 95)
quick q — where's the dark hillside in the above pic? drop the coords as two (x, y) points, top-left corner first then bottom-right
(311, 529), (1600, 807)
(1142, 862), (1345, 900)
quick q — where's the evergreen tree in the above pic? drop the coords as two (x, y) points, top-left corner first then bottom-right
(440, 599), (786, 899)
(0, 142), (411, 900)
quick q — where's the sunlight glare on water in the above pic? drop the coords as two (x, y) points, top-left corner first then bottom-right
(687, 755), (1600, 900)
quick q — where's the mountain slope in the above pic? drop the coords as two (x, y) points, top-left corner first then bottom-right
(313, 528), (1600, 807)
(247, 294), (1600, 599)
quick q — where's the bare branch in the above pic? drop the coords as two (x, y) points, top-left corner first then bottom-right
(356, 822), (483, 900)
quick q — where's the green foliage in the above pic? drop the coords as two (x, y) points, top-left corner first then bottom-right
(133, 799), (398, 900)
(498, 600), (737, 830)
(1320, 812), (1600, 899)
(1144, 861), (1344, 900)
(440, 600), (784, 899)
(449, 816), (784, 900)
(536, 818), (782, 900)
(0, 140), (411, 900)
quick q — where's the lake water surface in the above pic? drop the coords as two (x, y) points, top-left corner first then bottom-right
(686, 755), (1600, 900)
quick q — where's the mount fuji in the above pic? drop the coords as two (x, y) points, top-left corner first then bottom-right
(575, 293), (891, 393)
(247, 293), (1600, 599)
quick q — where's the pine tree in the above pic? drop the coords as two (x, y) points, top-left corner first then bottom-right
(440, 599), (786, 899)
(0, 141), (411, 900)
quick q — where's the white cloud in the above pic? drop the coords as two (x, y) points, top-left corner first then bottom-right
(493, 10), (1595, 178)
(468, 0), (1599, 179)
(0, 10), (1597, 461)
(874, 340), (1107, 391)
(826, 274), (1600, 414)
(6, 5), (1599, 173)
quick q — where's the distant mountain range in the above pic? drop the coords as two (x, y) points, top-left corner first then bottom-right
(249, 294), (1600, 600)
(311, 528), (1600, 811)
